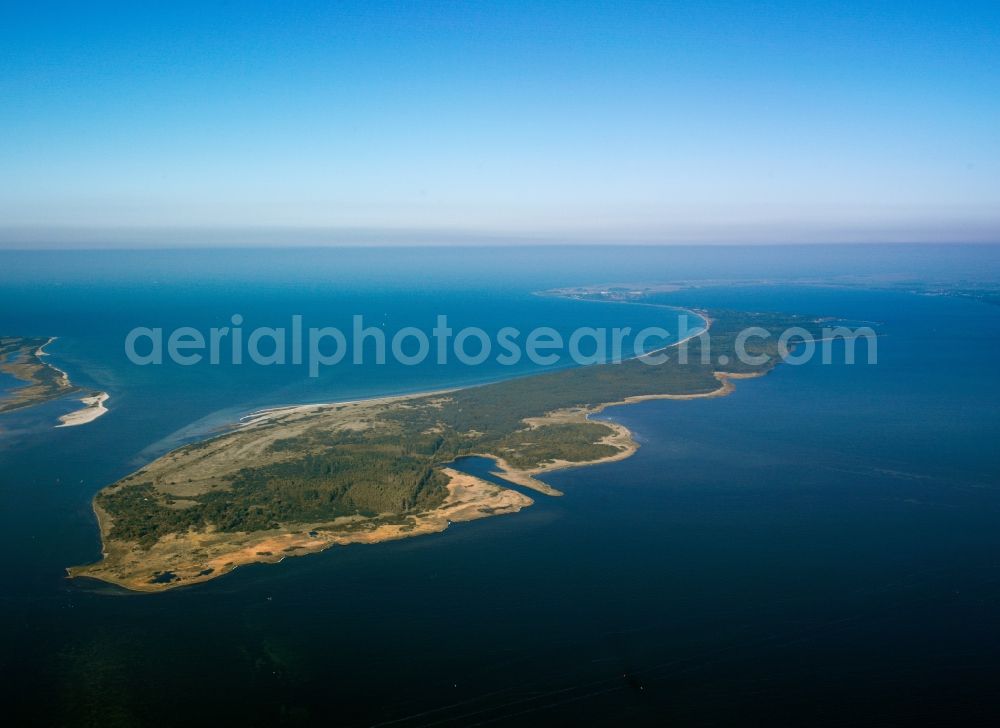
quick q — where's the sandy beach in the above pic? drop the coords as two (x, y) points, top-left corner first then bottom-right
(236, 387), (458, 428)
(57, 392), (110, 427)
(68, 304), (782, 592)
(69, 466), (532, 592)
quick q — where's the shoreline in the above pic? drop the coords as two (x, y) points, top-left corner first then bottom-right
(235, 307), (710, 425)
(71, 364), (767, 593)
(0, 335), (80, 415)
(481, 369), (763, 494)
(236, 387), (460, 428)
(35, 336), (74, 391)
(56, 391), (110, 428)
(69, 467), (532, 592)
(227, 305), (714, 498)
(70, 303), (788, 593)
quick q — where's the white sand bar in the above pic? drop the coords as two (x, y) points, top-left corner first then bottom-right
(57, 392), (110, 427)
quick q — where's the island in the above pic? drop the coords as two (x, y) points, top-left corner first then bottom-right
(70, 303), (829, 592)
(57, 391), (111, 427)
(0, 336), (80, 414)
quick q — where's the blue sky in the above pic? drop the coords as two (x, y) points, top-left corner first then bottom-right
(1, 0), (998, 245)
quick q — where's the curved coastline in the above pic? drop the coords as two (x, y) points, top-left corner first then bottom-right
(0, 335), (80, 417)
(473, 368), (762, 497)
(57, 391), (110, 427)
(69, 302), (809, 592)
(174, 304), (710, 447)
(70, 365), (767, 593)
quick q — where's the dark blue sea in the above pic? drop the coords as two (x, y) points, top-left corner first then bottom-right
(1, 245), (999, 725)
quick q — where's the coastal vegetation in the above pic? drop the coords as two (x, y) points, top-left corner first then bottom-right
(0, 336), (79, 414)
(72, 302), (830, 591)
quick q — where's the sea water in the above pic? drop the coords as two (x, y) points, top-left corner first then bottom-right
(0, 245), (998, 724)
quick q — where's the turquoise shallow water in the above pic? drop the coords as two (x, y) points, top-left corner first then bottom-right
(1, 246), (999, 725)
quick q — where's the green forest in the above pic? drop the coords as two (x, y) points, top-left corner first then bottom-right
(99, 307), (828, 546)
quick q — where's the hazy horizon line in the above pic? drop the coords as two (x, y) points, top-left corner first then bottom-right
(1, 224), (999, 249)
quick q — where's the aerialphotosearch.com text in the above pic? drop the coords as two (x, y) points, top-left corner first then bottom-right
(124, 314), (877, 376)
